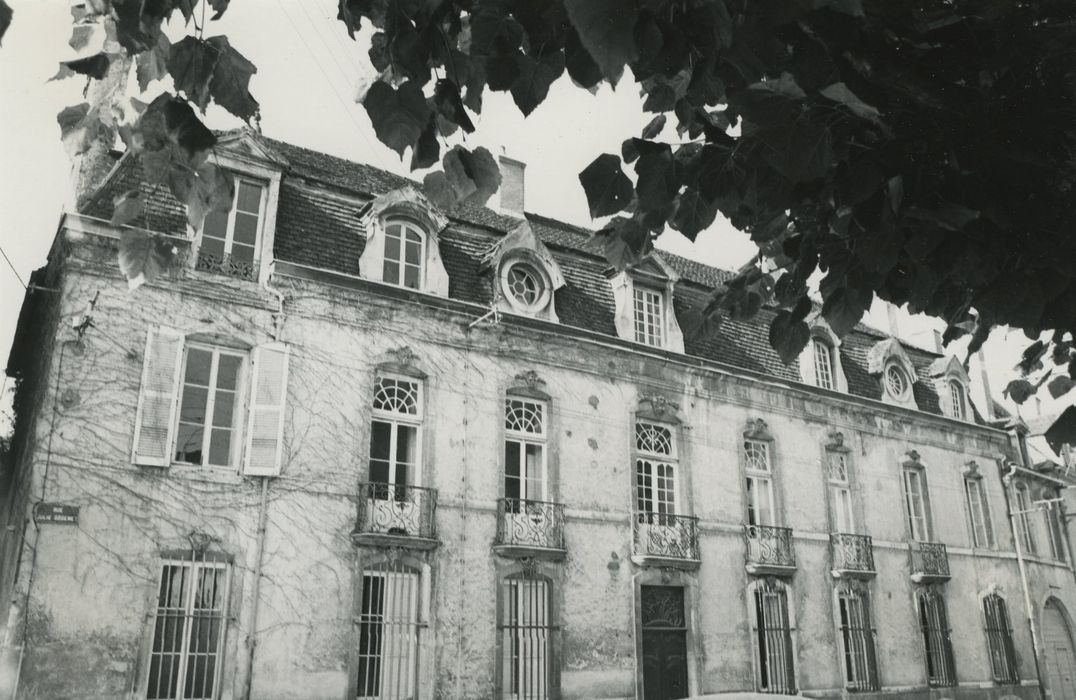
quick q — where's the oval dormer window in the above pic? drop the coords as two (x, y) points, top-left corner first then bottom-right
(500, 259), (550, 313)
(884, 364), (911, 400)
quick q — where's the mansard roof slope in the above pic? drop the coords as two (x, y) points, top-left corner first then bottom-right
(81, 134), (955, 419)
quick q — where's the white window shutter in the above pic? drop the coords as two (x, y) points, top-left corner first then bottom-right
(244, 342), (290, 476)
(132, 327), (184, 466)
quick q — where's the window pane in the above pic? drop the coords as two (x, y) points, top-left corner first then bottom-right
(215, 355), (242, 391)
(404, 233), (422, 265)
(179, 386), (209, 424)
(397, 424), (417, 467)
(230, 241), (255, 265)
(505, 442), (521, 500)
(385, 227), (401, 262)
(403, 263), (420, 290)
(232, 212), (259, 245)
(202, 210), (228, 241)
(382, 258), (400, 285)
(369, 421), (392, 484)
(236, 181), (262, 213)
(186, 349), (213, 386)
(211, 390), (235, 428)
(208, 429), (232, 465)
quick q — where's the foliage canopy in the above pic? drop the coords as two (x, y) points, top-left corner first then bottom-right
(5, 0), (1076, 400)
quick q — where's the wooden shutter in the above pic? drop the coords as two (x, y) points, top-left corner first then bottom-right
(244, 341), (289, 476)
(132, 327), (184, 466)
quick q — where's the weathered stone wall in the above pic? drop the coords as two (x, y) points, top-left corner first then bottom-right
(2, 232), (1073, 700)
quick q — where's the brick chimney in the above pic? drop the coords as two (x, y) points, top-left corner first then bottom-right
(498, 155), (526, 217)
(70, 53), (131, 209)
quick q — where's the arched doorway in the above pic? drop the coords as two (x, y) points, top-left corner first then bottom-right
(1043, 597), (1076, 700)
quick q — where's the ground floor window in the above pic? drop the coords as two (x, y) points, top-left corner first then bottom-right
(357, 564), (420, 699)
(836, 583), (879, 691)
(984, 593), (1019, 684)
(146, 557), (230, 700)
(917, 587), (956, 687)
(499, 576), (552, 699)
(751, 579), (796, 694)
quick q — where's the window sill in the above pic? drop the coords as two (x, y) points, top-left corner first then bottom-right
(156, 464), (244, 486)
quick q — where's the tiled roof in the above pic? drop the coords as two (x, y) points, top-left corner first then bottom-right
(81, 134), (958, 419)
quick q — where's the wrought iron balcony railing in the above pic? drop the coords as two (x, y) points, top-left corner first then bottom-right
(353, 482), (438, 548)
(909, 540), (950, 582)
(744, 524), (797, 575)
(830, 533), (876, 577)
(494, 498), (566, 558)
(196, 251), (257, 281)
(632, 512), (700, 566)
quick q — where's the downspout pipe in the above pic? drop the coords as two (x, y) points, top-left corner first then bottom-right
(1002, 457), (1048, 700)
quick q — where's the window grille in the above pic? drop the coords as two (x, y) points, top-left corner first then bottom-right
(370, 376), (422, 499)
(175, 346), (245, 467)
(500, 577), (552, 699)
(949, 380), (966, 419)
(983, 593), (1019, 685)
(813, 339), (834, 390)
(382, 221), (426, 290)
(884, 364), (909, 398)
(917, 588), (956, 687)
(357, 564), (420, 699)
(753, 581), (796, 694)
(902, 468), (930, 541)
(745, 440), (775, 527)
(1015, 485), (1037, 555)
(964, 477), (994, 548)
(146, 556), (229, 700)
(633, 287), (665, 347)
(198, 177), (264, 280)
(505, 399), (547, 504)
(635, 422), (677, 517)
(837, 585), (879, 691)
(503, 263), (546, 309)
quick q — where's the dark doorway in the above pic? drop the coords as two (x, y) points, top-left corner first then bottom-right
(640, 585), (689, 700)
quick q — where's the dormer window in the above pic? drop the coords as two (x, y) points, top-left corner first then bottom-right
(949, 380), (966, 420)
(500, 259), (551, 313)
(383, 219), (426, 290)
(928, 355), (974, 421)
(359, 188), (450, 296)
(813, 339), (835, 390)
(482, 222), (564, 321)
(634, 286), (665, 347)
(197, 176), (267, 281)
(884, 363), (911, 401)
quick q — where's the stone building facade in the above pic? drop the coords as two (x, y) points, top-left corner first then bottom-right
(2, 131), (1075, 700)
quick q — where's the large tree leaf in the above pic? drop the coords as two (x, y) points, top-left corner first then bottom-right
(670, 188), (718, 241)
(593, 216), (650, 270)
(510, 49), (565, 116)
(579, 153), (633, 218)
(117, 229), (180, 291)
(410, 116), (440, 171)
(563, 0), (638, 85)
(57, 103), (109, 157)
(363, 80), (431, 156)
(168, 36), (259, 121)
(60, 53), (111, 79)
(822, 286), (871, 336)
(442, 145), (502, 206)
(185, 162), (234, 229)
(0, 0), (11, 46)
(769, 310), (811, 364)
(433, 79), (475, 133)
(111, 189), (145, 227)
(758, 121), (834, 183)
(1048, 374), (1075, 399)
(820, 82), (881, 122)
(564, 25), (602, 90)
(136, 29), (171, 91)
(1003, 378), (1035, 405)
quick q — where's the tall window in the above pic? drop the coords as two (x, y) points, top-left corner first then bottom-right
(745, 440), (775, 527)
(357, 564), (420, 699)
(1044, 497), (1068, 562)
(175, 345), (245, 467)
(902, 468), (931, 541)
(752, 580), (796, 694)
(917, 588), (956, 687)
(369, 376), (422, 498)
(983, 593), (1019, 685)
(200, 177), (264, 277)
(827, 451), (854, 533)
(633, 287), (665, 347)
(635, 422), (677, 517)
(836, 584), (879, 691)
(813, 339), (835, 390)
(1014, 483), (1037, 555)
(949, 380), (966, 420)
(146, 558), (229, 700)
(499, 576), (552, 699)
(382, 220), (426, 290)
(964, 476), (994, 548)
(505, 399), (547, 504)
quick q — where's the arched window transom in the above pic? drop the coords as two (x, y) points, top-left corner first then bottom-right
(382, 219), (426, 290)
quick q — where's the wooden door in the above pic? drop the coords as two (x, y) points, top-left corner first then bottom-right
(640, 585), (689, 700)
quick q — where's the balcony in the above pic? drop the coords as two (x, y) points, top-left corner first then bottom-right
(909, 540), (950, 582)
(493, 498), (567, 560)
(351, 482), (439, 550)
(631, 512), (700, 569)
(744, 524), (797, 576)
(830, 533), (876, 578)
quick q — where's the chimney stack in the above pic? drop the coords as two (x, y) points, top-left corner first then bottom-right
(71, 53), (131, 209)
(498, 155), (526, 217)
(885, 302), (901, 339)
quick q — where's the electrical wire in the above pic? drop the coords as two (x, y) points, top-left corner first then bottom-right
(0, 243), (27, 290)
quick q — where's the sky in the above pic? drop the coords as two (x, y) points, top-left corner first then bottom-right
(0, 0), (1063, 432)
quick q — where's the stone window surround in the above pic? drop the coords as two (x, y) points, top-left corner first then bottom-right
(493, 558), (563, 698)
(632, 567), (702, 699)
(500, 370), (559, 504)
(901, 450), (935, 542)
(978, 585), (1020, 686)
(364, 346), (430, 486)
(608, 256), (685, 353)
(830, 579), (878, 691)
(745, 576), (799, 694)
(822, 430), (863, 535)
(867, 337), (920, 410)
(631, 394), (692, 518)
(962, 460), (997, 550)
(483, 221), (566, 322)
(188, 150), (283, 286)
(358, 188), (451, 296)
(739, 418), (784, 527)
(928, 355), (974, 422)
(799, 317), (849, 393)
